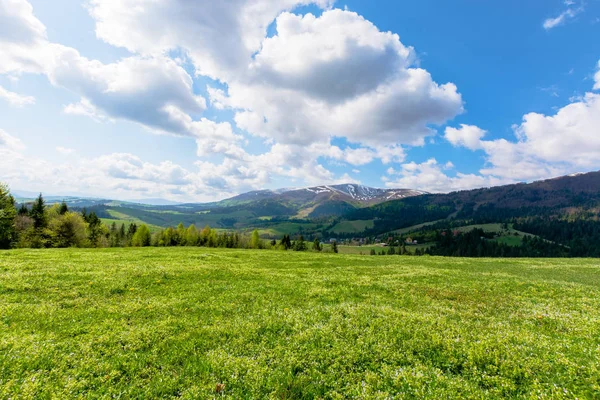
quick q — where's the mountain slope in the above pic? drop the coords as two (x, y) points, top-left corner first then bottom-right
(220, 184), (426, 217)
(337, 170), (600, 236)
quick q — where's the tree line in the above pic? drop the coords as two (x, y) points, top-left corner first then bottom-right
(0, 184), (338, 252)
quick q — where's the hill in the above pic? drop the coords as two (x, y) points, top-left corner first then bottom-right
(24, 184), (425, 233)
(15, 171), (600, 255)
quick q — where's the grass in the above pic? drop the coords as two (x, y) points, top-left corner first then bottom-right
(454, 223), (538, 247)
(330, 219), (375, 234)
(257, 222), (320, 237)
(389, 219), (446, 235)
(1, 248), (599, 398)
(100, 217), (162, 233)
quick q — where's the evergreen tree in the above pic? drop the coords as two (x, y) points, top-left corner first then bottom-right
(331, 240), (338, 254)
(0, 183), (17, 249)
(30, 193), (47, 229)
(294, 235), (307, 251)
(18, 203), (28, 216)
(281, 234), (292, 250)
(58, 202), (69, 215)
(86, 211), (103, 246)
(313, 237), (322, 252)
(127, 223), (138, 240)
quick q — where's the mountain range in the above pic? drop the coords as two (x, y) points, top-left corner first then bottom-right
(15, 172), (600, 246)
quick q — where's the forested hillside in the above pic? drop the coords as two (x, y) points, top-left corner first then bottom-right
(3, 171), (600, 256)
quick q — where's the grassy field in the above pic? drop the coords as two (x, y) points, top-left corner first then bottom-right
(330, 219), (375, 234)
(1, 249), (599, 398)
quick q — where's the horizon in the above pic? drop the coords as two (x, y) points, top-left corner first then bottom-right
(1, 0), (599, 203)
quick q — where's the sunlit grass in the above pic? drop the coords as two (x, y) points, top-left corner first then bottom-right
(1, 248), (599, 398)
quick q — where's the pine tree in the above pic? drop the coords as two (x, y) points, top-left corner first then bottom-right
(331, 240), (338, 254)
(313, 237), (322, 252)
(18, 203), (28, 216)
(294, 235), (307, 251)
(30, 193), (47, 229)
(281, 234), (292, 250)
(58, 202), (69, 215)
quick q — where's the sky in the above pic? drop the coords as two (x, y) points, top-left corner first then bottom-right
(0, 0), (599, 202)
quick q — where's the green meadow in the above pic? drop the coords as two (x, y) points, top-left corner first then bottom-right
(1, 248), (599, 398)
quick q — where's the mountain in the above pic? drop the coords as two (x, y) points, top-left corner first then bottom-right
(221, 184), (426, 217)
(334, 170), (600, 237)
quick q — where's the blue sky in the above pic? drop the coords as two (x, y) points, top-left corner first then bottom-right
(0, 0), (599, 202)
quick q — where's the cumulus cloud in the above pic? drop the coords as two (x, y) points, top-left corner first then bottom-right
(444, 124), (486, 151)
(48, 50), (208, 138)
(2, 0), (467, 196)
(444, 90), (600, 183)
(0, 0), (50, 74)
(384, 158), (506, 193)
(0, 84), (35, 106)
(219, 10), (463, 148)
(87, 0), (334, 80)
(2, 1), (213, 143)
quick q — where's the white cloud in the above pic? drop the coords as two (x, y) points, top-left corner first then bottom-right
(0, 84), (35, 106)
(543, 4), (583, 30)
(0, 0), (51, 74)
(384, 158), (506, 193)
(444, 124), (486, 151)
(1, 0), (466, 195)
(511, 92), (600, 167)
(56, 146), (75, 155)
(221, 10), (463, 149)
(250, 10), (413, 103)
(0, 128), (24, 150)
(87, 0), (334, 81)
(63, 98), (108, 122)
(47, 49), (208, 138)
(444, 90), (600, 183)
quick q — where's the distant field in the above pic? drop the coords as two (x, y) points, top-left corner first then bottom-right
(390, 219), (445, 234)
(455, 223), (536, 246)
(330, 219), (374, 234)
(101, 211), (162, 232)
(325, 244), (432, 255)
(257, 222), (321, 237)
(1, 248), (599, 398)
